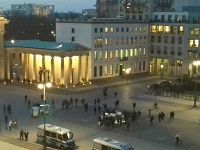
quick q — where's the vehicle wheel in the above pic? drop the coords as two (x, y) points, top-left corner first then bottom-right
(60, 145), (64, 150)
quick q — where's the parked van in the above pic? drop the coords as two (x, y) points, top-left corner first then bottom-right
(37, 124), (75, 150)
(92, 136), (134, 150)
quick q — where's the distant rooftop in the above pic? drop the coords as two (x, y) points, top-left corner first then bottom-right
(5, 40), (89, 52)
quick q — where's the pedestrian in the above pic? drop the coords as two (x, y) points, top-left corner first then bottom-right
(133, 102), (136, 111)
(4, 115), (8, 124)
(20, 129), (24, 140)
(75, 98), (78, 107)
(98, 105), (101, 113)
(24, 130), (29, 141)
(153, 102), (158, 109)
(62, 101), (65, 109)
(28, 100), (31, 108)
(97, 98), (100, 105)
(94, 106), (97, 114)
(150, 115), (154, 126)
(70, 97), (73, 105)
(41, 94), (44, 100)
(13, 119), (17, 128)
(3, 104), (6, 113)
(114, 91), (118, 97)
(8, 120), (12, 131)
(24, 94), (28, 103)
(175, 133), (182, 145)
(148, 109), (151, 117)
(51, 98), (55, 108)
(126, 121), (130, 131)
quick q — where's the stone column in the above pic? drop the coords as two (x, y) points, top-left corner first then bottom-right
(61, 57), (65, 84)
(6, 53), (10, 80)
(85, 55), (89, 81)
(51, 56), (55, 84)
(78, 56), (82, 82)
(68, 57), (72, 83)
(33, 54), (37, 81)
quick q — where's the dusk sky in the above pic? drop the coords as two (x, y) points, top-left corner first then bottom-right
(0, 0), (96, 12)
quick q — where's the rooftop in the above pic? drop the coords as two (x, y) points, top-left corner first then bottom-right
(5, 40), (89, 52)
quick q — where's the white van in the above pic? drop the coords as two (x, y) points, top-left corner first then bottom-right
(92, 136), (134, 150)
(37, 124), (75, 150)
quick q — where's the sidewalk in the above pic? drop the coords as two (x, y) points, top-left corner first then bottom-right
(0, 134), (55, 150)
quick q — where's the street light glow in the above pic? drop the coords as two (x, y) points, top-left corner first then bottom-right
(193, 60), (200, 66)
(46, 82), (52, 88)
(38, 83), (44, 89)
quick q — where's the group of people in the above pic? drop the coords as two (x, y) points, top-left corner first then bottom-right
(20, 129), (29, 141)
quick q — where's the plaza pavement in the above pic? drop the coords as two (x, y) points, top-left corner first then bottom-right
(0, 75), (199, 150)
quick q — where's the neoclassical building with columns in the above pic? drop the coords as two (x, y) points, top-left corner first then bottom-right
(4, 40), (90, 85)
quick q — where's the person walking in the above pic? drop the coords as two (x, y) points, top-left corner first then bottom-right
(8, 120), (12, 131)
(24, 94), (28, 103)
(170, 111), (175, 119)
(148, 109), (151, 117)
(51, 98), (55, 108)
(20, 129), (24, 140)
(175, 133), (182, 145)
(150, 115), (154, 126)
(93, 106), (97, 114)
(24, 130), (29, 141)
(126, 121), (130, 131)
(75, 98), (78, 107)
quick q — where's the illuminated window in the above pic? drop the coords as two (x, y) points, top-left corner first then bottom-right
(120, 49), (123, 58)
(105, 38), (108, 45)
(110, 51), (113, 59)
(130, 49), (133, 57)
(125, 49), (129, 57)
(143, 48), (146, 56)
(151, 25), (157, 33)
(134, 49), (137, 56)
(94, 51), (97, 60)
(195, 39), (199, 47)
(105, 27), (108, 32)
(164, 26), (170, 33)
(105, 51), (108, 59)
(158, 26), (163, 33)
(115, 50), (119, 58)
(110, 27), (114, 32)
(104, 65), (108, 76)
(110, 65), (113, 75)
(99, 51), (103, 60)
(178, 26), (184, 34)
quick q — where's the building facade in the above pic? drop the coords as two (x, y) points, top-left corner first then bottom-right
(4, 40), (89, 86)
(11, 3), (54, 16)
(56, 18), (149, 80)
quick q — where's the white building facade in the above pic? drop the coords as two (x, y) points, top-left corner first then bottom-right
(56, 19), (149, 80)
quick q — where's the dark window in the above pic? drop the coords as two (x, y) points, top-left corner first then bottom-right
(157, 36), (161, 43)
(143, 61), (146, 71)
(171, 36), (175, 44)
(45, 131), (50, 136)
(121, 27), (124, 32)
(94, 28), (98, 33)
(178, 37), (182, 44)
(71, 28), (75, 33)
(71, 37), (75, 42)
(100, 28), (103, 32)
(151, 36), (155, 43)
(126, 27), (129, 32)
(99, 66), (102, 76)
(116, 27), (119, 32)
(139, 61), (141, 71)
(94, 66), (97, 77)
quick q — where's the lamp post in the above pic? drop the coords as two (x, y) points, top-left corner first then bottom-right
(193, 60), (200, 107)
(123, 67), (131, 83)
(37, 66), (52, 150)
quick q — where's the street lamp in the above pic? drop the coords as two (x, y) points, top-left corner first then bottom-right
(123, 67), (131, 83)
(193, 60), (200, 107)
(37, 66), (52, 150)
(160, 63), (164, 79)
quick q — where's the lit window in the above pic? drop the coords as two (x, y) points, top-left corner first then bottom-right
(94, 51), (97, 60)
(158, 26), (163, 32)
(125, 49), (129, 57)
(105, 27), (108, 32)
(110, 51), (113, 59)
(134, 49), (137, 56)
(99, 51), (103, 60)
(120, 49), (123, 58)
(195, 39), (199, 47)
(143, 48), (146, 56)
(151, 25), (157, 33)
(104, 65), (108, 76)
(130, 49), (133, 57)
(110, 27), (114, 32)
(115, 50), (119, 58)
(105, 38), (108, 45)
(110, 65), (113, 75)
(105, 51), (108, 59)
(164, 26), (170, 33)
